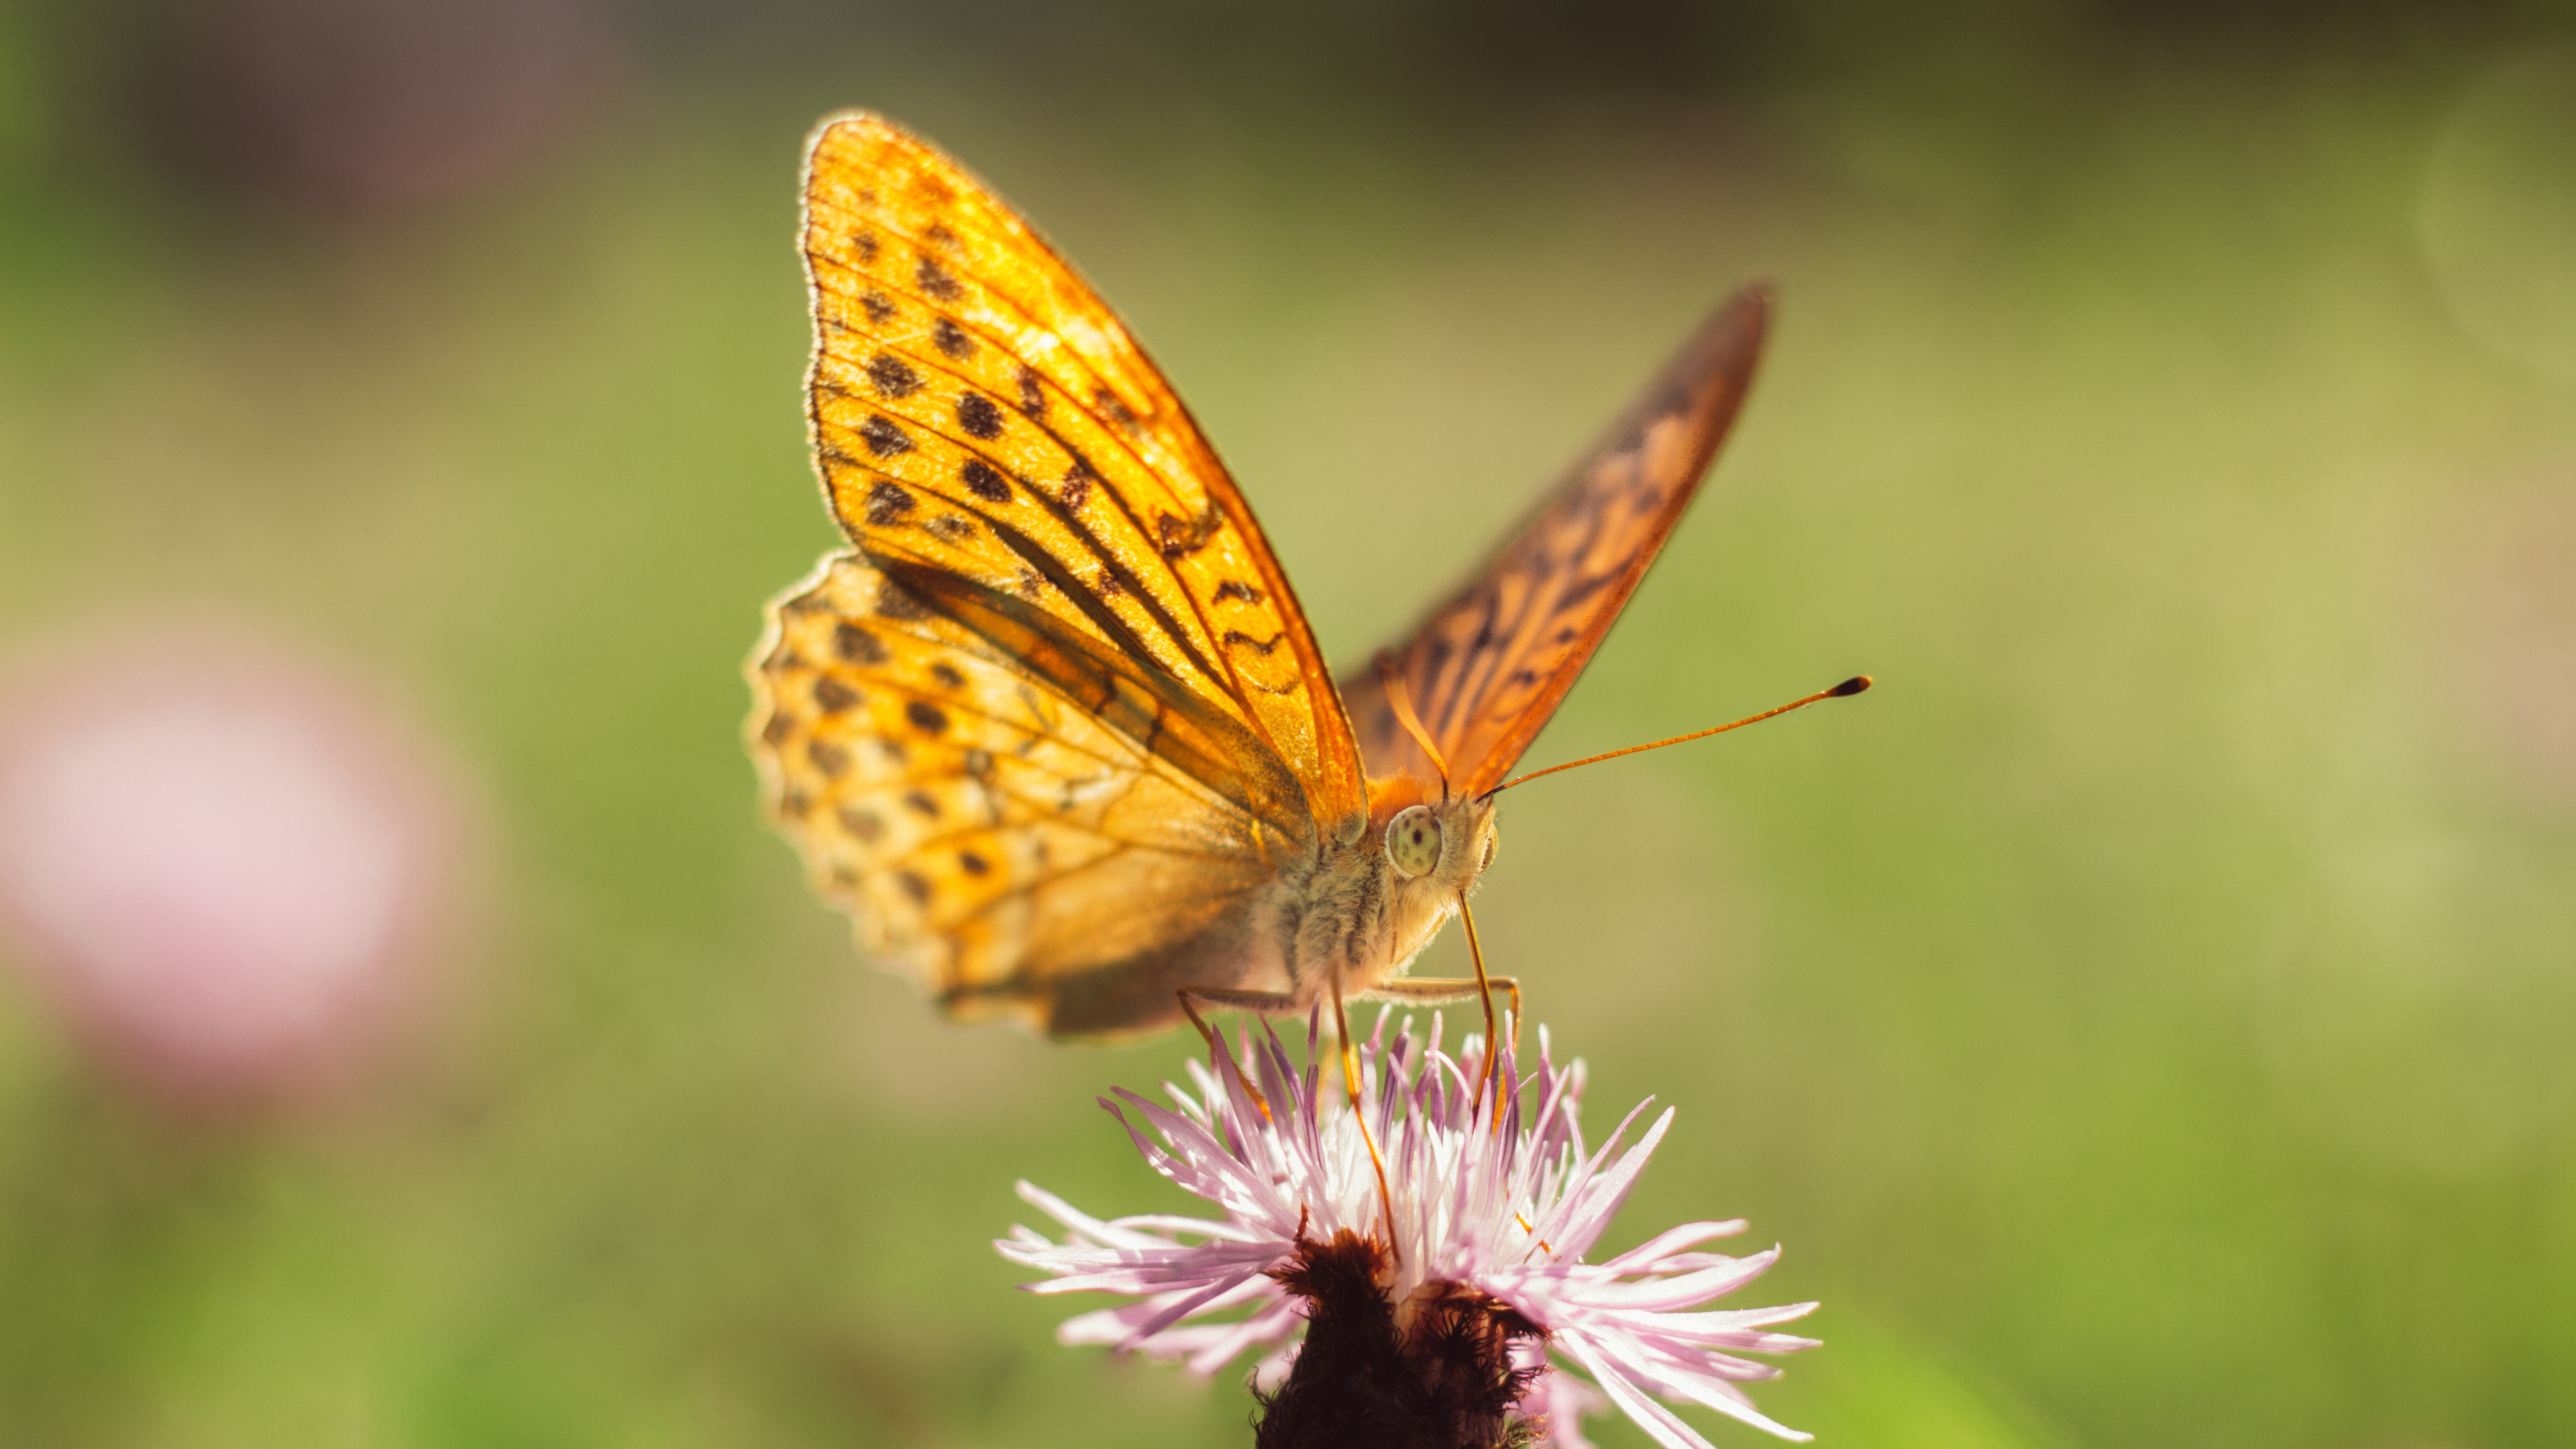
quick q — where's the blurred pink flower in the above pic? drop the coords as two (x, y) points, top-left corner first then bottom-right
(999, 1014), (1819, 1449)
(0, 634), (468, 1104)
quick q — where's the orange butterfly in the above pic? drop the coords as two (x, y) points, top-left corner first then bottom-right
(749, 113), (1860, 1049)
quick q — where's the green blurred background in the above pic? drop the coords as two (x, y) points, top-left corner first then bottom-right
(4, 1), (2575, 1444)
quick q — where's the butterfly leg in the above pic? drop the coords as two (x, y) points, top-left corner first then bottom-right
(1360, 959), (1514, 1119)
(1355, 977), (1523, 1043)
(1354, 975), (1523, 1019)
(1329, 965), (1399, 1250)
(1177, 985), (1302, 1118)
(1459, 892), (1505, 1097)
(1176, 985), (1305, 1044)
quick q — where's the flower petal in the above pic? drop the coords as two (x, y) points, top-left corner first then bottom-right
(1598, 1220), (1750, 1271)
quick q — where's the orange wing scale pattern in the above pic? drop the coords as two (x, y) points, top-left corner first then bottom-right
(798, 115), (1365, 838)
(1342, 287), (1772, 797)
(751, 553), (1275, 1028)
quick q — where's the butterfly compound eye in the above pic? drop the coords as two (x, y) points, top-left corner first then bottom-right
(1384, 805), (1442, 879)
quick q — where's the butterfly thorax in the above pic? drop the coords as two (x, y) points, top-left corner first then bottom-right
(1267, 788), (1497, 1004)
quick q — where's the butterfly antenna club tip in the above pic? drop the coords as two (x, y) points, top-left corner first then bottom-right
(1491, 672), (1876, 793)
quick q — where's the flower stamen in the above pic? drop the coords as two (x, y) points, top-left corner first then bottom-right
(1513, 1211), (1554, 1255)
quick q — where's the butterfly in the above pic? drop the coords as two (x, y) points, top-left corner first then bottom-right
(749, 112), (1855, 1046)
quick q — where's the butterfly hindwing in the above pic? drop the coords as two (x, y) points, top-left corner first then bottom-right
(1344, 286), (1773, 796)
(798, 112), (1366, 841)
(750, 553), (1281, 1030)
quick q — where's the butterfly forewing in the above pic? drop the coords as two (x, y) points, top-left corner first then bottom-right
(1344, 286), (1773, 796)
(751, 553), (1277, 1028)
(798, 113), (1365, 837)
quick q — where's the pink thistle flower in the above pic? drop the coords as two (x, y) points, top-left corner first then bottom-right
(0, 631), (472, 1106)
(998, 1014), (1819, 1449)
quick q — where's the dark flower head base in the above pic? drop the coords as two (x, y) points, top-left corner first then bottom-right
(999, 1013), (1819, 1449)
(1258, 1228), (1546, 1449)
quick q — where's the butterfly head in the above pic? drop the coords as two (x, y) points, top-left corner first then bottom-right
(1379, 793), (1498, 901)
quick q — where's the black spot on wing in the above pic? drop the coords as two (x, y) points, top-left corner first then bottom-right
(903, 789), (941, 818)
(959, 850), (991, 877)
(860, 290), (896, 325)
(761, 711), (794, 745)
(896, 869), (931, 903)
(807, 739), (849, 777)
(834, 622), (888, 665)
(957, 392), (1004, 439)
(861, 415), (914, 457)
(853, 231), (881, 264)
(1016, 367), (1046, 416)
(867, 353), (922, 398)
(1222, 629), (1284, 656)
(915, 254), (963, 301)
(837, 806), (884, 843)
(926, 515), (976, 543)
(930, 662), (966, 689)
(812, 677), (861, 713)
(1212, 580), (1266, 605)
(932, 317), (976, 359)
(1551, 570), (1618, 615)
(905, 700), (950, 734)
(1157, 508), (1219, 559)
(876, 586), (930, 623)
(960, 458), (1011, 502)
(865, 482), (914, 525)
(1091, 386), (1138, 429)
(1060, 453), (1097, 508)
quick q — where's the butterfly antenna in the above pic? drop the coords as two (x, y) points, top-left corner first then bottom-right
(1331, 969), (1400, 1257)
(1488, 676), (1872, 796)
(1377, 654), (1452, 799)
